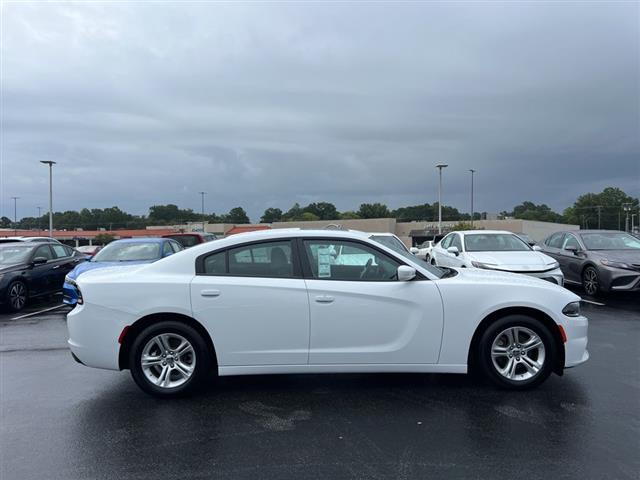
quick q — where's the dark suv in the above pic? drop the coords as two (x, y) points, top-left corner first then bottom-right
(541, 230), (640, 296)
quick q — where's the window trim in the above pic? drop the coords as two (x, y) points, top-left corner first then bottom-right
(297, 237), (424, 282)
(195, 238), (303, 279)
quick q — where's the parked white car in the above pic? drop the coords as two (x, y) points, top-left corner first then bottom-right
(431, 230), (564, 286)
(67, 229), (587, 397)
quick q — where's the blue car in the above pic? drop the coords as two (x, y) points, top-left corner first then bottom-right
(63, 237), (183, 305)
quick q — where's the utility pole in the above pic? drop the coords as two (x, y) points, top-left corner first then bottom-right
(435, 164), (448, 234)
(623, 203), (632, 232)
(595, 205), (602, 229)
(11, 197), (19, 235)
(199, 191), (207, 232)
(469, 169), (476, 228)
(40, 161), (56, 237)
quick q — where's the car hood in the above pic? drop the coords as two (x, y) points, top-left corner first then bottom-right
(450, 265), (572, 294)
(588, 250), (640, 264)
(0, 262), (30, 275)
(67, 259), (155, 280)
(465, 251), (557, 271)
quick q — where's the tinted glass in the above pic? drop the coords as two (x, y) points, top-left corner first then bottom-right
(304, 240), (399, 281)
(165, 235), (199, 248)
(203, 251), (226, 274)
(162, 242), (173, 257)
(580, 232), (640, 250)
(465, 234), (531, 252)
(92, 242), (161, 262)
(0, 245), (32, 265)
(51, 244), (69, 258)
(546, 233), (564, 248)
(562, 235), (579, 250)
(33, 245), (54, 260)
(228, 241), (293, 277)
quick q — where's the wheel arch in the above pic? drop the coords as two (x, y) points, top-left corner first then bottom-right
(118, 312), (218, 372)
(467, 306), (565, 376)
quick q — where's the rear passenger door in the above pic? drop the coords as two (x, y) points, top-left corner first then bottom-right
(190, 240), (310, 366)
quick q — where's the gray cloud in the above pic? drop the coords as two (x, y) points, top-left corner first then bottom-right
(1, 2), (638, 222)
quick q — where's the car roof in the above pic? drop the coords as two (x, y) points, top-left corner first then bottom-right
(109, 237), (167, 244)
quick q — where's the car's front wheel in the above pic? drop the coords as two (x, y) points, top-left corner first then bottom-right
(129, 321), (213, 397)
(477, 315), (555, 389)
(6, 280), (28, 312)
(582, 266), (601, 296)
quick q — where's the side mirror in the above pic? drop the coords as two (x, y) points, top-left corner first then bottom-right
(409, 247), (419, 255)
(447, 246), (459, 256)
(397, 265), (416, 282)
(564, 245), (579, 254)
(532, 245), (542, 251)
(32, 257), (48, 265)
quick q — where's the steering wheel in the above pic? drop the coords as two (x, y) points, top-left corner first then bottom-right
(360, 258), (373, 280)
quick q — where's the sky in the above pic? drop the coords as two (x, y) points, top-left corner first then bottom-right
(1, 1), (638, 223)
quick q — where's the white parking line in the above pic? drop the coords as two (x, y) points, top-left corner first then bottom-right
(581, 299), (606, 306)
(11, 304), (66, 321)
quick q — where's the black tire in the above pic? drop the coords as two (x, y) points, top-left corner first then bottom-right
(582, 266), (602, 297)
(129, 320), (213, 398)
(476, 315), (555, 390)
(5, 280), (28, 312)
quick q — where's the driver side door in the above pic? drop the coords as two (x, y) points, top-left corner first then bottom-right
(301, 238), (444, 365)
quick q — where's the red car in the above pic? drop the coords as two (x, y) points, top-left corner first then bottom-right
(162, 232), (218, 248)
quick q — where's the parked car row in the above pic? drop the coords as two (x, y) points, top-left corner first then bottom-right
(426, 229), (640, 296)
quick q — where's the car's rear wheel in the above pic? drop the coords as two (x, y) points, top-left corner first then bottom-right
(6, 280), (28, 312)
(129, 321), (212, 397)
(582, 266), (601, 296)
(477, 315), (555, 389)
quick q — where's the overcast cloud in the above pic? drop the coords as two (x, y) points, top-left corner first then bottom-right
(1, 2), (638, 222)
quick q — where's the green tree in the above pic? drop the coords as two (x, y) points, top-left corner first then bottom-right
(260, 208), (283, 223)
(93, 233), (115, 245)
(282, 203), (304, 221)
(300, 212), (320, 221)
(0, 216), (12, 228)
(224, 207), (250, 224)
(339, 211), (361, 219)
(358, 203), (391, 219)
(303, 202), (338, 220)
(509, 201), (564, 223)
(563, 187), (639, 230)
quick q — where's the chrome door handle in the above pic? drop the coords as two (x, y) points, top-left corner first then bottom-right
(200, 289), (220, 297)
(52, 265), (60, 269)
(315, 295), (334, 304)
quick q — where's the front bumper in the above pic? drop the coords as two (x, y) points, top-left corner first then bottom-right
(599, 267), (640, 292)
(562, 314), (589, 368)
(62, 281), (79, 305)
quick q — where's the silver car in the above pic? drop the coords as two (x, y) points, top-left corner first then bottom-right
(541, 230), (640, 296)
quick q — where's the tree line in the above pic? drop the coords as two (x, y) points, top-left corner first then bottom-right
(1, 187), (637, 231)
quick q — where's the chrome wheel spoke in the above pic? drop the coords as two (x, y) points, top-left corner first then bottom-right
(173, 360), (193, 378)
(156, 365), (171, 387)
(523, 335), (542, 351)
(491, 346), (509, 358)
(175, 341), (193, 358)
(141, 333), (196, 389)
(491, 326), (546, 382)
(141, 355), (163, 367)
(520, 355), (541, 374)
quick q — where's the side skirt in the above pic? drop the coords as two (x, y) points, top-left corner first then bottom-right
(218, 364), (468, 376)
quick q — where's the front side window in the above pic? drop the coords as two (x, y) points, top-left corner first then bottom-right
(562, 235), (580, 250)
(450, 234), (463, 251)
(369, 235), (409, 254)
(304, 240), (399, 281)
(162, 242), (174, 257)
(228, 241), (293, 277)
(33, 245), (54, 261)
(546, 233), (565, 249)
(440, 234), (453, 249)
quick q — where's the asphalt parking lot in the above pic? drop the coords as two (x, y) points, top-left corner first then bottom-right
(1, 291), (638, 480)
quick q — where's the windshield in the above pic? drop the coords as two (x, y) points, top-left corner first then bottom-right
(165, 235), (199, 248)
(92, 242), (161, 262)
(580, 232), (640, 251)
(0, 245), (32, 265)
(465, 234), (531, 252)
(370, 235), (409, 254)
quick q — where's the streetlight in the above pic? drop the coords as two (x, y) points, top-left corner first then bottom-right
(435, 164), (448, 234)
(199, 191), (207, 232)
(469, 169), (476, 228)
(37, 206), (42, 234)
(11, 196), (19, 235)
(40, 161), (56, 237)
(622, 203), (632, 232)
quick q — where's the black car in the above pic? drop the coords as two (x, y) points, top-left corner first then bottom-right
(0, 242), (86, 312)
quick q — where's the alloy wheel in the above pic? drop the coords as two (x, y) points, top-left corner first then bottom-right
(9, 282), (27, 311)
(583, 268), (599, 296)
(140, 333), (196, 388)
(490, 326), (546, 382)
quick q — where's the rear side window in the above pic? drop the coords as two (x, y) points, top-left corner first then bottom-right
(203, 251), (226, 274)
(51, 244), (69, 258)
(229, 241), (293, 278)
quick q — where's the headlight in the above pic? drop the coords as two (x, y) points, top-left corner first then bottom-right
(471, 261), (497, 269)
(600, 259), (631, 270)
(64, 275), (73, 284)
(546, 261), (560, 269)
(562, 301), (581, 317)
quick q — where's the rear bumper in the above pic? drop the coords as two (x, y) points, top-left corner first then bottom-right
(562, 314), (589, 368)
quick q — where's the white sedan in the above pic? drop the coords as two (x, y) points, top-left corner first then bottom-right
(431, 230), (565, 286)
(67, 229), (588, 397)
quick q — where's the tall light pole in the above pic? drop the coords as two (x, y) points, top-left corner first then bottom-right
(11, 196), (19, 235)
(37, 206), (42, 234)
(469, 169), (476, 228)
(40, 161), (56, 237)
(623, 203), (632, 232)
(435, 164), (448, 234)
(199, 191), (207, 232)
